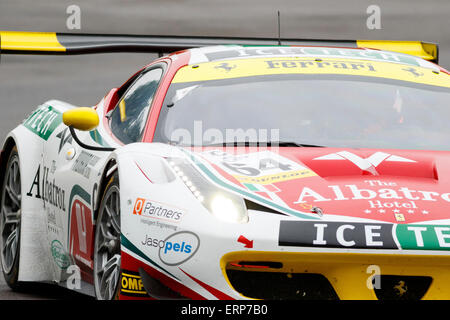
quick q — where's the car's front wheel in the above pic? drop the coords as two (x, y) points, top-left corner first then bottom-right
(93, 172), (121, 300)
(0, 146), (22, 290)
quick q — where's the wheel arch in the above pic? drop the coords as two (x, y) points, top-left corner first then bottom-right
(0, 136), (18, 206)
(93, 157), (118, 223)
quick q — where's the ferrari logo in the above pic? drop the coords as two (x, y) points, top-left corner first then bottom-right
(215, 62), (236, 72)
(403, 67), (424, 77)
(393, 280), (408, 297)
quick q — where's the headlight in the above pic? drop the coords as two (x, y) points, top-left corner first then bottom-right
(167, 157), (248, 223)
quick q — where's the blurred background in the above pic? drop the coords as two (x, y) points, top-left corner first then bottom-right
(0, 0), (449, 298)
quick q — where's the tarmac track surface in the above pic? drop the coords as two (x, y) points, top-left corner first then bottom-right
(0, 0), (449, 299)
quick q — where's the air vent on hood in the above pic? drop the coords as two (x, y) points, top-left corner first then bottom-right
(244, 199), (286, 215)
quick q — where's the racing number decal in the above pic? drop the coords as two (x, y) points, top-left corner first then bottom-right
(200, 150), (317, 189)
(221, 157), (293, 177)
(69, 185), (94, 269)
(70, 199), (94, 268)
(75, 201), (88, 254)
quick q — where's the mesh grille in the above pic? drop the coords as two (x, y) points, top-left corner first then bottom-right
(226, 269), (339, 300)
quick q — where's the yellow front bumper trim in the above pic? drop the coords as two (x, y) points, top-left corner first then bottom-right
(221, 251), (450, 300)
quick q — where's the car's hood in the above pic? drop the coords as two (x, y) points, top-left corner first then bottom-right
(187, 147), (450, 224)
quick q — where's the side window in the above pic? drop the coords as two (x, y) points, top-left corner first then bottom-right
(110, 68), (163, 144)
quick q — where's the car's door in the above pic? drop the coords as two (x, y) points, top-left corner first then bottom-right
(40, 111), (107, 285)
(40, 62), (166, 284)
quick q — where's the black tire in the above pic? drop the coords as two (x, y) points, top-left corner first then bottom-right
(0, 147), (22, 290)
(93, 171), (121, 300)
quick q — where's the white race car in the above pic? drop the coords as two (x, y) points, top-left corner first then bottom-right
(1, 31), (450, 300)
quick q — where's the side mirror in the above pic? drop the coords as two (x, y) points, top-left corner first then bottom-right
(63, 107), (115, 152)
(62, 107), (99, 131)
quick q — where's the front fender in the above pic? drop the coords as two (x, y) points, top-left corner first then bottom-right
(2, 125), (54, 282)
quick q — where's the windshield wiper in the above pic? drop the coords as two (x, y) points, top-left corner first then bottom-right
(182, 141), (325, 147)
(276, 142), (324, 147)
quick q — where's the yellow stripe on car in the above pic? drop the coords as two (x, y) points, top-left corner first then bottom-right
(119, 100), (127, 122)
(0, 31), (66, 52)
(233, 169), (317, 185)
(172, 57), (450, 88)
(221, 251), (450, 300)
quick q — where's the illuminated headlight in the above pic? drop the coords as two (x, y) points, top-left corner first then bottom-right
(210, 194), (247, 223)
(167, 157), (248, 223)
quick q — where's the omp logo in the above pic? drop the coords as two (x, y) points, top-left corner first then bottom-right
(313, 151), (415, 175)
(133, 198), (185, 222)
(120, 270), (147, 297)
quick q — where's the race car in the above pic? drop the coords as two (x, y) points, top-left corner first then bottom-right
(1, 31), (450, 300)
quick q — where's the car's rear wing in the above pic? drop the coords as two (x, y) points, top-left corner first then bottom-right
(0, 31), (439, 63)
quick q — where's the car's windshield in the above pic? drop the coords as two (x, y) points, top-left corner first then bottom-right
(154, 74), (450, 151)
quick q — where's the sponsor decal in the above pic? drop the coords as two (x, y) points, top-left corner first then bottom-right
(140, 218), (177, 232)
(204, 47), (421, 67)
(396, 224), (450, 250)
(71, 150), (100, 179)
(68, 185), (94, 269)
(133, 198), (185, 223)
(141, 231), (200, 266)
(200, 149), (316, 191)
(120, 269), (147, 297)
(174, 56), (450, 88)
(185, 149), (447, 223)
(56, 127), (73, 153)
(141, 235), (168, 250)
(47, 211), (59, 234)
(265, 59), (376, 72)
(294, 180), (449, 219)
(23, 105), (62, 140)
(26, 165), (66, 212)
(313, 151), (415, 175)
(159, 231), (200, 266)
(51, 239), (71, 269)
(279, 221), (450, 251)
